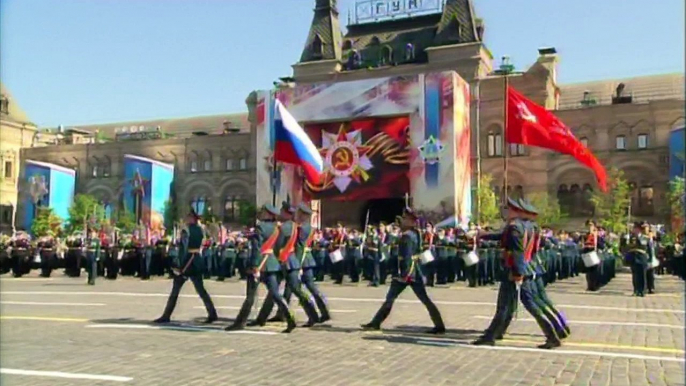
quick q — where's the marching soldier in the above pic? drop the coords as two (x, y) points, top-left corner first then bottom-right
(85, 230), (101, 285)
(254, 203), (319, 327)
(473, 197), (562, 349)
(361, 208), (445, 334)
(625, 222), (650, 297)
(154, 208), (218, 324)
(226, 204), (296, 333)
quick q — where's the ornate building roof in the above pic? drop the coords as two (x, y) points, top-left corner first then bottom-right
(558, 73), (685, 110)
(51, 112), (249, 139)
(0, 83), (34, 125)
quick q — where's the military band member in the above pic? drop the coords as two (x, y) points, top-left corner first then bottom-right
(346, 229), (363, 283)
(154, 209), (218, 324)
(85, 230), (101, 285)
(473, 198), (561, 349)
(38, 232), (56, 277)
(582, 220), (600, 291)
(217, 235), (237, 281)
(361, 208), (445, 334)
(626, 222), (650, 297)
(312, 231), (327, 282)
(227, 204), (296, 333)
(377, 223), (389, 286)
(331, 223), (346, 284)
(435, 228), (451, 285)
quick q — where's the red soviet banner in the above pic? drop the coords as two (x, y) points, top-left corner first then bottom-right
(303, 117), (410, 201)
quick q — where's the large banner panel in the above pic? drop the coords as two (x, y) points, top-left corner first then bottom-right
(669, 126), (685, 181)
(123, 155), (174, 232)
(23, 160), (76, 231)
(303, 117), (410, 201)
(255, 71), (471, 226)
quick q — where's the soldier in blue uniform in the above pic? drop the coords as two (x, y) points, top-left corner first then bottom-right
(154, 208), (218, 324)
(251, 203), (319, 328)
(226, 204), (297, 332)
(361, 208), (445, 334)
(473, 197), (562, 349)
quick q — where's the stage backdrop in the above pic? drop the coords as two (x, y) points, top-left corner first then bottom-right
(23, 160), (76, 231)
(122, 155), (174, 233)
(255, 71), (471, 226)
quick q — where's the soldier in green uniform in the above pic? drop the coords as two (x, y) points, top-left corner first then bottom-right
(217, 235), (237, 281)
(361, 209), (446, 334)
(254, 203), (320, 327)
(377, 223), (389, 286)
(85, 230), (101, 285)
(473, 197), (562, 349)
(226, 205), (297, 333)
(154, 208), (218, 324)
(435, 228), (451, 285)
(626, 222), (650, 297)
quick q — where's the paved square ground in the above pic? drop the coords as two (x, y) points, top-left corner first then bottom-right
(0, 271), (684, 386)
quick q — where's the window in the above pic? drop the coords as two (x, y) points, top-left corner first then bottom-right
(487, 133), (503, 157)
(190, 159), (198, 173)
(91, 165), (99, 178)
(102, 163), (110, 178)
(404, 43), (415, 61)
(580, 137), (588, 148)
(104, 203), (113, 220)
(637, 134), (648, 149)
(239, 158), (247, 170)
(1, 206), (11, 223)
(203, 159), (212, 171)
(191, 197), (207, 216)
(4, 161), (12, 179)
(225, 159), (234, 170)
(224, 196), (242, 222)
(380, 46), (392, 66)
(311, 35), (322, 57)
(509, 144), (525, 156)
(615, 135), (626, 150)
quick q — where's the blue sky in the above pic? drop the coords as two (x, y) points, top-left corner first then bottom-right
(1, 0), (683, 128)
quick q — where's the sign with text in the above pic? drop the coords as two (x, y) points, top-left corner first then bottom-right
(354, 0), (442, 24)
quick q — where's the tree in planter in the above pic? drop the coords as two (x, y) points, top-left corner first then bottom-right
(237, 199), (257, 226)
(589, 167), (631, 234)
(67, 194), (106, 233)
(476, 173), (500, 226)
(666, 176), (685, 236)
(31, 207), (62, 237)
(113, 207), (137, 234)
(162, 199), (179, 232)
(528, 191), (566, 227)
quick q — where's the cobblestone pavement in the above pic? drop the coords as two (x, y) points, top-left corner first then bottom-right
(0, 270), (683, 386)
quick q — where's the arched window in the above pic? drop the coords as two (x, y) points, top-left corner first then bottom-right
(509, 144), (525, 157)
(637, 133), (648, 149)
(189, 155), (198, 173)
(404, 43), (415, 61)
(487, 132), (503, 157)
(311, 35), (323, 57)
(225, 158), (234, 171)
(582, 183), (594, 217)
(380, 46), (392, 66)
(615, 135), (626, 150)
(637, 184), (654, 216)
(191, 196), (207, 216)
(203, 159), (212, 171)
(369, 36), (380, 46)
(557, 184), (570, 215)
(223, 195), (242, 222)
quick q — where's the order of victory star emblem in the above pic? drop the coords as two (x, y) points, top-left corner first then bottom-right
(320, 123), (374, 193)
(418, 136), (445, 165)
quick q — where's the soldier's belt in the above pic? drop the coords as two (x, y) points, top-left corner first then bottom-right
(42, 248), (53, 251)
(629, 249), (648, 255)
(367, 247), (378, 251)
(304, 247), (311, 253)
(188, 248), (202, 253)
(86, 249), (97, 252)
(261, 249), (274, 255)
(225, 248), (235, 251)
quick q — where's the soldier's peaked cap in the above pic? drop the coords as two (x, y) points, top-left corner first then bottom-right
(261, 204), (280, 216)
(506, 196), (523, 211)
(297, 203), (313, 214)
(281, 201), (296, 214)
(188, 206), (200, 219)
(517, 198), (538, 215)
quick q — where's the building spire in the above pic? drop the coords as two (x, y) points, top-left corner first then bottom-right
(434, 0), (480, 46)
(300, 0), (342, 63)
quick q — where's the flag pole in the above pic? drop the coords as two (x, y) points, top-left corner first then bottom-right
(503, 73), (509, 202)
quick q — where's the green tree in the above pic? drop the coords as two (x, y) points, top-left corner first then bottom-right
(113, 207), (137, 234)
(528, 191), (566, 227)
(590, 167), (631, 234)
(666, 176), (685, 236)
(31, 207), (62, 237)
(237, 199), (257, 226)
(476, 173), (500, 226)
(162, 199), (179, 230)
(67, 194), (106, 233)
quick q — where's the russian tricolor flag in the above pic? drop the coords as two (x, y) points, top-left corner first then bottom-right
(274, 99), (323, 184)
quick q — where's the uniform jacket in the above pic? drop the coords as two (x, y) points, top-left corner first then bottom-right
(296, 224), (317, 269)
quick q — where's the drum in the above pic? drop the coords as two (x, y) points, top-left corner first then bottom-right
(117, 250), (124, 261)
(462, 250), (479, 267)
(33, 252), (41, 264)
(330, 248), (344, 263)
(649, 256), (660, 269)
(380, 252), (387, 262)
(581, 251), (600, 267)
(419, 249), (434, 265)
